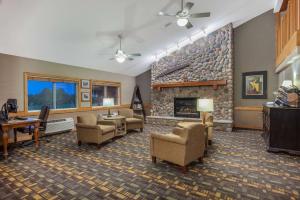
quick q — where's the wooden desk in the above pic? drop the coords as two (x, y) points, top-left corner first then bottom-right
(1, 118), (40, 160)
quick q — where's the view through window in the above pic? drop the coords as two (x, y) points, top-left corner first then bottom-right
(92, 85), (120, 106)
(28, 80), (77, 111)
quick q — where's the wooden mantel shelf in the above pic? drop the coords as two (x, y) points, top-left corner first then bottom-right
(152, 80), (227, 90)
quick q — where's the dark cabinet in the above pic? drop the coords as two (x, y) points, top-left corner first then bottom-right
(263, 105), (300, 155)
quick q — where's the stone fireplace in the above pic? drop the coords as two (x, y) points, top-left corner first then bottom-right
(174, 97), (200, 118)
(148, 24), (234, 131)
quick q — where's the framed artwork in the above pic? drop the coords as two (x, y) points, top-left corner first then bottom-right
(81, 80), (90, 89)
(242, 71), (267, 99)
(81, 92), (90, 102)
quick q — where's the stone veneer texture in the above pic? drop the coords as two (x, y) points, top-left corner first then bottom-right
(150, 24), (233, 121)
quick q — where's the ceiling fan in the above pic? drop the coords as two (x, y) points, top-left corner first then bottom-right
(158, 0), (211, 29)
(109, 35), (141, 63)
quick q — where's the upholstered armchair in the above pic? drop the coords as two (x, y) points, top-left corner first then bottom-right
(76, 114), (116, 148)
(118, 109), (144, 132)
(150, 123), (206, 172)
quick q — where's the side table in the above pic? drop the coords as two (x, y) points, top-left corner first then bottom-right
(102, 115), (127, 136)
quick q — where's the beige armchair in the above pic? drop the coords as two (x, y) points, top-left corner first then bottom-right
(150, 123), (206, 172)
(118, 109), (144, 132)
(76, 114), (116, 148)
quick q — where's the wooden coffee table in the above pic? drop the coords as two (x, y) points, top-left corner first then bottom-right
(102, 115), (127, 136)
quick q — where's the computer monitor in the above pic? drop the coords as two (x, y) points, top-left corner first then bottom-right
(6, 99), (18, 113)
(0, 99), (18, 122)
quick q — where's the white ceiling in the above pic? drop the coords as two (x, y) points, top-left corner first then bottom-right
(0, 0), (275, 76)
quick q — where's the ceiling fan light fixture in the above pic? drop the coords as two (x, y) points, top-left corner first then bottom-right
(116, 56), (126, 63)
(177, 18), (188, 27)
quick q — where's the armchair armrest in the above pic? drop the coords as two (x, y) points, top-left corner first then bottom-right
(205, 122), (213, 127)
(172, 127), (185, 137)
(133, 114), (144, 120)
(151, 133), (187, 145)
(97, 120), (116, 126)
(76, 123), (101, 130)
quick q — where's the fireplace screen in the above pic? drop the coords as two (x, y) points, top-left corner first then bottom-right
(174, 98), (200, 118)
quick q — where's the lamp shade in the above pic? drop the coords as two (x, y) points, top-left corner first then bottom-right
(197, 99), (214, 112)
(103, 98), (114, 107)
(282, 80), (293, 87)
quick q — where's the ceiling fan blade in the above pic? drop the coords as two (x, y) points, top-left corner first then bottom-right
(164, 22), (173, 28)
(109, 58), (115, 60)
(184, 2), (194, 10)
(185, 21), (193, 29)
(127, 53), (141, 57)
(158, 11), (176, 17)
(127, 57), (134, 61)
(190, 12), (211, 18)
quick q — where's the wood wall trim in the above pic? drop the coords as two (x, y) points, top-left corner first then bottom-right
(276, 31), (300, 66)
(276, 0), (300, 67)
(152, 80), (227, 90)
(23, 72), (124, 116)
(234, 106), (263, 112)
(10, 104), (130, 117)
(233, 125), (263, 130)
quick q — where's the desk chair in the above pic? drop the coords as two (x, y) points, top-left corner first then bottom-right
(17, 105), (50, 145)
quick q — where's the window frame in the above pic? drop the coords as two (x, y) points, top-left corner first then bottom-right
(24, 73), (123, 115)
(91, 80), (121, 108)
(24, 72), (80, 113)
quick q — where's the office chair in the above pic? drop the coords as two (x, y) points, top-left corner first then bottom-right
(17, 105), (50, 145)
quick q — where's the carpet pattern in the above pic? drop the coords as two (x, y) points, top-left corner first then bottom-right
(0, 125), (300, 200)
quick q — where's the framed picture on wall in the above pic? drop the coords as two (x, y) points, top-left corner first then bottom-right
(81, 80), (90, 89)
(81, 92), (90, 102)
(242, 71), (267, 99)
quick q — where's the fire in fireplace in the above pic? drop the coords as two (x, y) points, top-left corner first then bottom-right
(174, 98), (200, 118)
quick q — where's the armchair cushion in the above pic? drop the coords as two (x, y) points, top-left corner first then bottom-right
(151, 133), (187, 145)
(97, 120), (116, 126)
(76, 123), (100, 130)
(133, 114), (144, 120)
(99, 125), (115, 134)
(126, 118), (142, 123)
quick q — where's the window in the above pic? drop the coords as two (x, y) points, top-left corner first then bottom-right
(92, 84), (120, 107)
(27, 80), (77, 111)
(92, 85), (104, 106)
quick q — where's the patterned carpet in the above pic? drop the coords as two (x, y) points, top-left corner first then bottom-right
(0, 124), (300, 200)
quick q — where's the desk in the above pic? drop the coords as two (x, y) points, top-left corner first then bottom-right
(1, 118), (40, 160)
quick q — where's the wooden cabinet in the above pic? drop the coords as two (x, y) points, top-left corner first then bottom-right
(263, 105), (300, 155)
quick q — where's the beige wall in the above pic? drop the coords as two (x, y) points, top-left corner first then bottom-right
(0, 53), (135, 120)
(233, 10), (278, 130)
(234, 10), (278, 107)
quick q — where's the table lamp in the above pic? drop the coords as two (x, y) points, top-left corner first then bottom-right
(282, 80), (293, 88)
(197, 99), (214, 124)
(103, 98), (114, 117)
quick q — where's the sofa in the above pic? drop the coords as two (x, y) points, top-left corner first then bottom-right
(118, 109), (144, 132)
(76, 114), (116, 148)
(150, 123), (206, 172)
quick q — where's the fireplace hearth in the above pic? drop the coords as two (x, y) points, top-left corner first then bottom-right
(174, 98), (200, 118)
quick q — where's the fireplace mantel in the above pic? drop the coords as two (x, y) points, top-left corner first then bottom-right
(152, 80), (227, 91)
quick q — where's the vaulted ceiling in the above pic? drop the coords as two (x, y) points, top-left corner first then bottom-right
(0, 0), (275, 76)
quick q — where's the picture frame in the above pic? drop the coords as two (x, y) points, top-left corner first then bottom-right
(81, 92), (90, 102)
(81, 80), (90, 89)
(242, 71), (267, 99)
